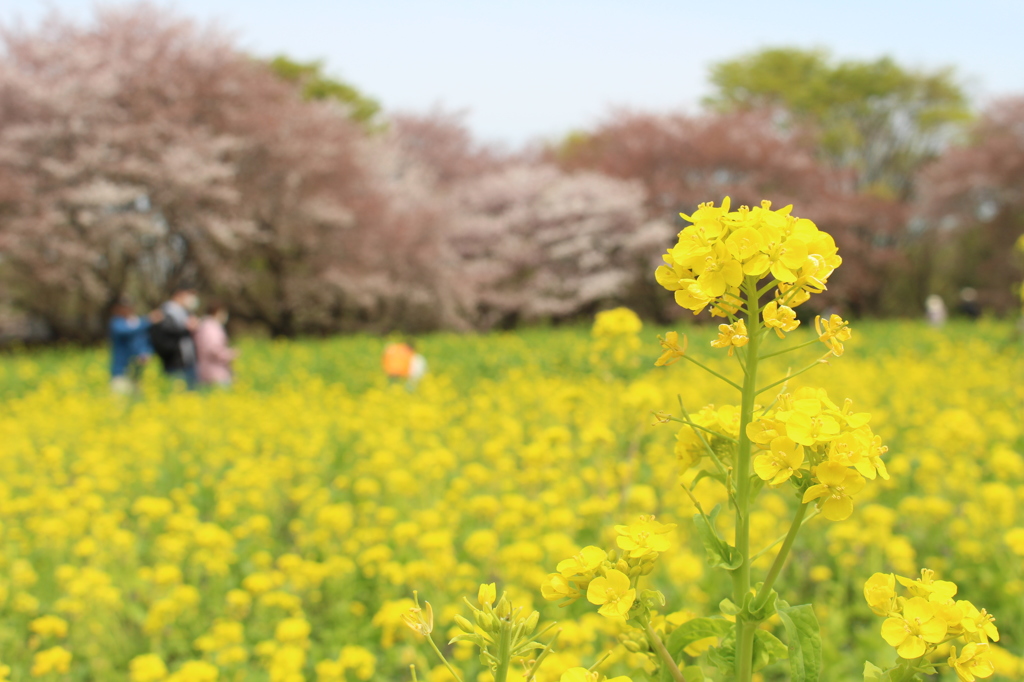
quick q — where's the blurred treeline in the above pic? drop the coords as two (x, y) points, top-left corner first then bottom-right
(0, 6), (1022, 342)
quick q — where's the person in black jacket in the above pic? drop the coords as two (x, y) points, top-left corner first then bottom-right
(149, 288), (200, 389)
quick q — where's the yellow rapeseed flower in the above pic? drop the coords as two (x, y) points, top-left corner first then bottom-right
(30, 646), (72, 677)
(614, 516), (675, 558)
(948, 643), (996, 681)
(753, 436), (804, 486)
(881, 597), (948, 658)
(802, 461), (865, 521)
(761, 301), (800, 338)
(654, 332), (687, 366)
(863, 573), (897, 616)
(815, 314), (852, 356)
(710, 320), (749, 356)
(586, 569), (635, 618)
(29, 615), (68, 639)
(129, 654), (168, 682)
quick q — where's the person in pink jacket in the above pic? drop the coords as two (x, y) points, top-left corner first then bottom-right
(195, 301), (238, 387)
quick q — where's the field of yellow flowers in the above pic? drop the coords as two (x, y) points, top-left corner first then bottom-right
(0, 320), (1021, 681)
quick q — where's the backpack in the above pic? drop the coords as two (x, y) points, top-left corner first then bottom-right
(148, 316), (180, 362)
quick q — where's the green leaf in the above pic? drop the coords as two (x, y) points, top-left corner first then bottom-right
(719, 598), (740, 616)
(665, 617), (734, 660)
(777, 603), (822, 682)
(863, 661), (884, 682)
(705, 642), (735, 672)
(693, 505), (743, 570)
(681, 666), (705, 681)
(754, 629), (789, 666)
(745, 587), (778, 622)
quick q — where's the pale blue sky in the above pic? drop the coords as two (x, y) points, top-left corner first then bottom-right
(4, 1), (1023, 146)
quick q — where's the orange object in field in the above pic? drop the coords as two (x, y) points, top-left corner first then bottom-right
(382, 342), (414, 378)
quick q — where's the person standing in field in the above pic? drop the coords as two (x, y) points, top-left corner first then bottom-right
(109, 297), (162, 395)
(925, 294), (948, 327)
(195, 301), (238, 387)
(149, 287), (200, 390)
(382, 339), (428, 391)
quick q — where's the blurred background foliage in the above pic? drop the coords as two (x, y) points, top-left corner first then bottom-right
(0, 5), (1021, 343)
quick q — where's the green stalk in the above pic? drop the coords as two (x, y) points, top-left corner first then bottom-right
(734, 276), (762, 682)
(493, 622), (513, 682)
(425, 637), (464, 682)
(751, 501), (809, 612)
(642, 616), (687, 682)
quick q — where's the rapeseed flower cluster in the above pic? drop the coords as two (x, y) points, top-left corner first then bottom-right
(590, 307), (644, 371)
(656, 198), (840, 317)
(865, 569), (999, 680)
(0, 317), (1020, 679)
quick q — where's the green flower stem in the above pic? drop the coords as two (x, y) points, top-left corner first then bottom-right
(425, 636), (464, 682)
(733, 346), (748, 375)
(755, 354), (831, 396)
(494, 622), (513, 682)
(524, 632), (559, 682)
(750, 508), (820, 562)
(641, 616), (687, 682)
(734, 276), (763, 682)
(681, 355), (743, 392)
(676, 397), (732, 482)
(668, 417), (738, 444)
(756, 278), (781, 298)
(758, 337), (821, 360)
(751, 501), (810, 613)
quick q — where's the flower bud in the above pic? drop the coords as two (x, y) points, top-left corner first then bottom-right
(454, 614), (475, 634)
(496, 595), (512, 620)
(523, 611), (539, 636)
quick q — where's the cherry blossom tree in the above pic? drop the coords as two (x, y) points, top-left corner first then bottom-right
(916, 97), (1024, 314)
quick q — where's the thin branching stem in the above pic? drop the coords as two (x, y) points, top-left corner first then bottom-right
(751, 501), (812, 612)
(755, 354), (831, 395)
(641, 616), (686, 682)
(425, 637), (464, 682)
(756, 278), (781, 298)
(759, 337), (820, 360)
(677, 396), (731, 483)
(750, 507), (821, 562)
(680, 354), (742, 392)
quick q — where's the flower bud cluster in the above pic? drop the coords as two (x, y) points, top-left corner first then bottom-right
(448, 584), (545, 675)
(656, 197), (841, 318)
(864, 569), (998, 679)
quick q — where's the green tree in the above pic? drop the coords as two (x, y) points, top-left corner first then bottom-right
(706, 47), (971, 199)
(267, 55), (382, 127)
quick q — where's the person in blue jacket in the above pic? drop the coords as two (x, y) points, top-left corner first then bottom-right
(109, 297), (162, 395)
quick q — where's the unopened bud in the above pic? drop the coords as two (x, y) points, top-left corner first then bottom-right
(474, 609), (492, 632)
(496, 595), (512, 620)
(454, 614), (475, 634)
(523, 611), (539, 636)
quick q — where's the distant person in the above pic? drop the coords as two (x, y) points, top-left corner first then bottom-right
(195, 301), (238, 387)
(958, 287), (981, 320)
(382, 340), (427, 391)
(109, 297), (161, 395)
(925, 294), (947, 327)
(149, 287), (200, 389)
